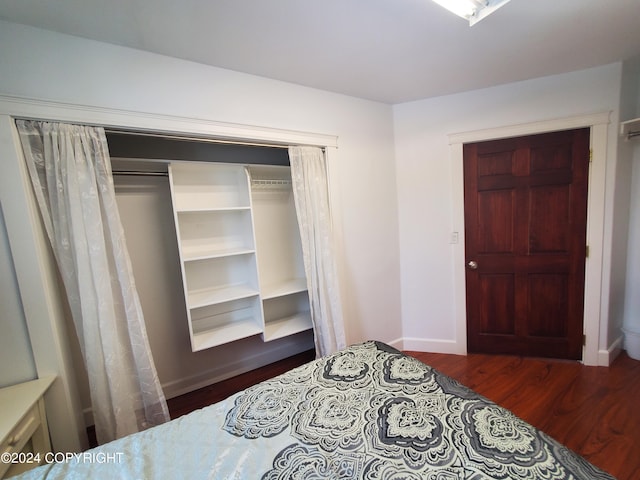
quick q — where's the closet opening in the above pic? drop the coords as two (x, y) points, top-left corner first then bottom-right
(106, 130), (290, 168)
(104, 129), (315, 405)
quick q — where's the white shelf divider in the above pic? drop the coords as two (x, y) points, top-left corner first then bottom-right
(621, 117), (640, 140)
(192, 320), (263, 351)
(262, 277), (308, 300)
(187, 284), (259, 309)
(263, 312), (313, 342)
(175, 206), (252, 213)
(182, 246), (256, 262)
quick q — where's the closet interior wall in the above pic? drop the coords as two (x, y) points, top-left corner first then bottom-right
(69, 132), (315, 423)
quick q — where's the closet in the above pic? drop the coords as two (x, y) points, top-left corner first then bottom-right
(0, 96), (337, 452)
(107, 132), (314, 397)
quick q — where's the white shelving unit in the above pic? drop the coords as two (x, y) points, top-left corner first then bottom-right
(621, 117), (640, 141)
(249, 165), (312, 342)
(169, 162), (312, 351)
(169, 163), (263, 351)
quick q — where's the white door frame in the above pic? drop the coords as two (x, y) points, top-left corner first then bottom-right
(448, 112), (613, 366)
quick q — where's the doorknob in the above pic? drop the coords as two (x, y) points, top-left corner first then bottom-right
(467, 260), (478, 270)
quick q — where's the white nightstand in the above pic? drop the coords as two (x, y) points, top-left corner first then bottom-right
(0, 377), (55, 479)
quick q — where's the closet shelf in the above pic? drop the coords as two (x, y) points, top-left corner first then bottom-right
(187, 285), (259, 309)
(263, 312), (313, 342)
(192, 320), (263, 351)
(261, 278), (308, 300)
(182, 247), (255, 262)
(176, 206), (251, 213)
(621, 117), (640, 140)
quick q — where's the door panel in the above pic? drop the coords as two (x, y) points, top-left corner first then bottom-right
(479, 274), (515, 334)
(464, 128), (589, 359)
(528, 273), (568, 337)
(478, 190), (514, 253)
(529, 185), (570, 253)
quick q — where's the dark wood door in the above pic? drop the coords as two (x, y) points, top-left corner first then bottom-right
(463, 128), (590, 359)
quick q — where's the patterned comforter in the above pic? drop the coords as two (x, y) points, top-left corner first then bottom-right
(16, 341), (614, 479)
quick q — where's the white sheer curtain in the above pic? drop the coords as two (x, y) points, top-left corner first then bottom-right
(17, 120), (170, 444)
(289, 146), (346, 357)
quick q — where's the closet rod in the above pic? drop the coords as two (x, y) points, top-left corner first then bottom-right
(628, 130), (640, 140)
(251, 178), (292, 187)
(104, 128), (293, 150)
(112, 170), (168, 177)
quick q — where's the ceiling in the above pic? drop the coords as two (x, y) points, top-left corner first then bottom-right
(1, 0), (640, 104)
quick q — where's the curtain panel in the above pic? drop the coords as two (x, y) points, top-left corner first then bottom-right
(17, 120), (169, 444)
(289, 146), (346, 357)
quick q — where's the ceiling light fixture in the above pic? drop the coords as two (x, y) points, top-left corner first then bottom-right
(431, 0), (512, 26)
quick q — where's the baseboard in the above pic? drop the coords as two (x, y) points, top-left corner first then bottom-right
(395, 337), (466, 355)
(393, 335), (626, 364)
(597, 334), (624, 366)
(386, 337), (404, 351)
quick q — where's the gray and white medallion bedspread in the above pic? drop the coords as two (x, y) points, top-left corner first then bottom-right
(17, 341), (614, 479)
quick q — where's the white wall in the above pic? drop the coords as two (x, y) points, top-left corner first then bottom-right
(0, 205), (37, 387)
(393, 64), (624, 354)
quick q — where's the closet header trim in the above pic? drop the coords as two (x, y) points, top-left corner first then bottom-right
(104, 128), (293, 150)
(0, 94), (339, 149)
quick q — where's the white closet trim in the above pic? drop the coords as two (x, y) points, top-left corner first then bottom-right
(448, 112), (611, 144)
(0, 94), (339, 149)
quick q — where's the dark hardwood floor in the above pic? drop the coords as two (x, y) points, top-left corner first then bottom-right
(166, 348), (639, 480)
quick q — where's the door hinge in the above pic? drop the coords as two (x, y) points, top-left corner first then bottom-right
(585, 245), (589, 258)
(589, 149), (593, 162)
(583, 334), (587, 346)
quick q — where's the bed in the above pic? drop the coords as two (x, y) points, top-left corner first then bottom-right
(15, 341), (614, 479)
